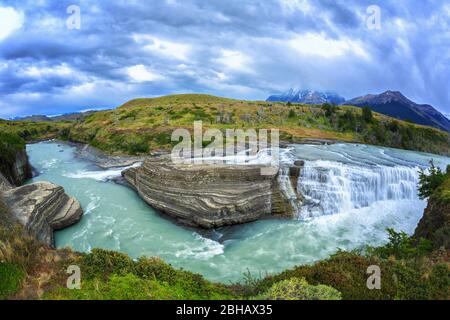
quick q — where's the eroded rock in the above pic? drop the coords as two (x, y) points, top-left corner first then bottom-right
(3, 182), (83, 247)
(123, 157), (293, 228)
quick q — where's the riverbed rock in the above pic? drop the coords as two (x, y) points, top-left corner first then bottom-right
(74, 143), (145, 169)
(3, 182), (83, 247)
(122, 157), (293, 228)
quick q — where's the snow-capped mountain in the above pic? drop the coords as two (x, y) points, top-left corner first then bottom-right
(266, 89), (346, 105)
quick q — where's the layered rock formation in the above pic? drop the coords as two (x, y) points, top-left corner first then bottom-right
(123, 157), (293, 228)
(3, 182), (83, 247)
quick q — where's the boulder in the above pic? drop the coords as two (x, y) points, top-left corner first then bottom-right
(3, 182), (83, 247)
(122, 157), (293, 228)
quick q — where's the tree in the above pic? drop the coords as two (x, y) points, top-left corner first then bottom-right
(418, 160), (447, 199)
(321, 103), (337, 118)
(288, 109), (296, 118)
(362, 107), (373, 123)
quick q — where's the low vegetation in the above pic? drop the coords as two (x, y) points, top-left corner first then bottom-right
(58, 94), (449, 156)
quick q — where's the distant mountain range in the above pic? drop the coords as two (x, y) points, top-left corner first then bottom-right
(11, 110), (102, 122)
(267, 89), (346, 105)
(267, 89), (450, 132)
(345, 91), (450, 132)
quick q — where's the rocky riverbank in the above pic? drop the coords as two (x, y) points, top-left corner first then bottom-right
(0, 139), (83, 248)
(123, 156), (295, 228)
(2, 182), (83, 247)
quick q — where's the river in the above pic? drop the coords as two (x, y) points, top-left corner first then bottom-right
(27, 141), (450, 282)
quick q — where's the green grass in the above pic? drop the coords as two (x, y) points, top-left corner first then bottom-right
(0, 263), (25, 299)
(43, 249), (237, 300)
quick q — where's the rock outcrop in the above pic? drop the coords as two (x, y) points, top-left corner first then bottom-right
(0, 172), (12, 192)
(0, 149), (33, 186)
(123, 157), (293, 228)
(3, 182), (83, 247)
(414, 196), (450, 249)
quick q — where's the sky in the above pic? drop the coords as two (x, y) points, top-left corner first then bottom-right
(0, 0), (449, 118)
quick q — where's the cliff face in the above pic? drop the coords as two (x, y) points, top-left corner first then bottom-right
(0, 149), (33, 186)
(3, 182), (83, 247)
(414, 195), (450, 249)
(0, 172), (12, 192)
(123, 157), (293, 228)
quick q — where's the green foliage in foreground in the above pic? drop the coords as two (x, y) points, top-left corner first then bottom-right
(39, 228), (449, 301)
(44, 249), (236, 300)
(259, 278), (341, 300)
(253, 249), (448, 300)
(367, 228), (433, 260)
(0, 263), (25, 299)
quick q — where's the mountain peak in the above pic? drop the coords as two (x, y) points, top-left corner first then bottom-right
(267, 89), (345, 105)
(346, 91), (450, 132)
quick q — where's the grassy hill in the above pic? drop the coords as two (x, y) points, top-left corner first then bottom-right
(1, 94), (449, 157)
(64, 94), (450, 156)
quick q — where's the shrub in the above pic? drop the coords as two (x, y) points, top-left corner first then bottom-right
(0, 263), (25, 299)
(427, 264), (450, 300)
(367, 228), (432, 259)
(261, 278), (341, 300)
(288, 109), (297, 118)
(81, 249), (134, 279)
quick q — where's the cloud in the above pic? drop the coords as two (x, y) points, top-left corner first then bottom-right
(0, 6), (24, 41)
(126, 65), (164, 82)
(133, 34), (191, 61)
(288, 33), (369, 60)
(0, 0), (449, 118)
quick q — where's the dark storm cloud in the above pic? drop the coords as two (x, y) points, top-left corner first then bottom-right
(0, 0), (449, 117)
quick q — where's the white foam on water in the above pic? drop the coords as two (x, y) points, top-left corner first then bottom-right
(64, 162), (141, 182)
(40, 158), (59, 170)
(175, 232), (225, 260)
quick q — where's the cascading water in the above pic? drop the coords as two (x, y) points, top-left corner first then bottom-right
(276, 143), (439, 220)
(296, 161), (420, 218)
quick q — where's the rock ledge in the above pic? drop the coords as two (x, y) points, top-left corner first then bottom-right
(3, 182), (83, 247)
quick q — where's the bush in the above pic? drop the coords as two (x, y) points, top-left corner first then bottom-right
(367, 228), (432, 259)
(0, 263), (25, 299)
(261, 278), (341, 300)
(81, 249), (134, 279)
(427, 264), (450, 300)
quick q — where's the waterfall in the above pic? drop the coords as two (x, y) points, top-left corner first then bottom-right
(280, 159), (420, 219)
(278, 167), (302, 215)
